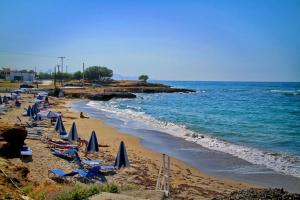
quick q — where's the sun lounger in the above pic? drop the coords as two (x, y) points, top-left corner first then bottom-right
(48, 140), (78, 150)
(73, 151), (102, 167)
(20, 146), (32, 157)
(51, 148), (77, 159)
(26, 134), (42, 140)
(48, 168), (78, 182)
(100, 165), (115, 171)
(72, 166), (101, 182)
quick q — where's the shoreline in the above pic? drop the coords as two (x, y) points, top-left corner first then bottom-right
(1, 93), (253, 199)
(1, 93), (298, 199)
(70, 99), (300, 193)
(58, 98), (255, 198)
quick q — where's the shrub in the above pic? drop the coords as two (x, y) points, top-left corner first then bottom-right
(100, 183), (118, 193)
(21, 184), (34, 194)
(53, 183), (118, 200)
(49, 87), (61, 97)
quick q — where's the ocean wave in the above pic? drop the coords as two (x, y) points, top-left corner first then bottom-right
(86, 100), (300, 178)
(270, 89), (300, 95)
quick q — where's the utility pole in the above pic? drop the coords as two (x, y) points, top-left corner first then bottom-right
(57, 56), (65, 86)
(54, 66), (57, 87)
(57, 56), (65, 73)
(82, 62), (85, 86)
(35, 67), (38, 88)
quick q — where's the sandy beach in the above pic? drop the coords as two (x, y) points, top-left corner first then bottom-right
(0, 93), (255, 199)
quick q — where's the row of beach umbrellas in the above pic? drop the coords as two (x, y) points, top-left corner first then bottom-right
(54, 116), (129, 168)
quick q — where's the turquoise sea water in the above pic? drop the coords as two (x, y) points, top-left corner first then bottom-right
(85, 81), (300, 177)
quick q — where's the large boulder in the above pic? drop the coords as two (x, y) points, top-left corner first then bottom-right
(0, 122), (27, 158)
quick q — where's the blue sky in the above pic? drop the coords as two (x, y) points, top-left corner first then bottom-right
(0, 0), (299, 81)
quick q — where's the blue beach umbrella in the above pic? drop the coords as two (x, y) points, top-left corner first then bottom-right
(29, 107), (35, 120)
(86, 131), (99, 152)
(31, 104), (36, 115)
(114, 141), (130, 169)
(55, 116), (67, 135)
(3, 96), (8, 104)
(26, 105), (31, 116)
(33, 103), (39, 114)
(68, 122), (79, 142)
(33, 113), (40, 121)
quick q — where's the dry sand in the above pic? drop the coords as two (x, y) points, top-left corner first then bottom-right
(0, 94), (254, 199)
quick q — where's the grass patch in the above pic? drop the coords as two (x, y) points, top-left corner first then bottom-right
(100, 183), (118, 193)
(21, 184), (34, 194)
(0, 81), (20, 89)
(54, 183), (118, 200)
(120, 183), (142, 191)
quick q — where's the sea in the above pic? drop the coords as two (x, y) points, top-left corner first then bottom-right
(71, 81), (300, 191)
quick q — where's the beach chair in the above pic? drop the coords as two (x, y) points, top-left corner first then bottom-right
(100, 165), (115, 171)
(48, 140), (78, 150)
(72, 166), (101, 182)
(48, 168), (78, 182)
(20, 146), (32, 158)
(51, 148), (77, 160)
(73, 151), (102, 167)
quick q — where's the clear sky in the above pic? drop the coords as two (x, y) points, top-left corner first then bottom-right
(0, 0), (299, 81)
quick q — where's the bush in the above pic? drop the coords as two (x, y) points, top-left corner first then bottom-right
(54, 183), (118, 200)
(21, 184), (34, 194)
(138, 75), (149, 82)
(49, 87), (61, 97)
(100, 183), (118, 193)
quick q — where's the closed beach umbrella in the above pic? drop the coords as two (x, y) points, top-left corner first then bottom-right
(68, 122), (79, 142)
(0, 96), (2, 104)
(114, 141), (130, 169)
(86, 131), (99, 152)
(3, 96), (8, 104)
(29, 107), (35, 120)
(32, 104), (37, 115)
(54, 116), (61, 131)
(55, 116), (67, 135)
(33, 103), (39, 114)
(26, 105), (31, 116)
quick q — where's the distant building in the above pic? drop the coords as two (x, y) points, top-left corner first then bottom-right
(5, 71), (35, 82)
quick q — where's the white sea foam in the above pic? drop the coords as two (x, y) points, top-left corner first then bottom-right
(86, 100), (300, 178)
(270, 89), (300, 95)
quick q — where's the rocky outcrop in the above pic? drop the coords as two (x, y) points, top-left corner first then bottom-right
(212, 188), (300, 200)
(88, 92), (137, 101)
(59, 80), (195, 101)
(0, 123), (27, 158)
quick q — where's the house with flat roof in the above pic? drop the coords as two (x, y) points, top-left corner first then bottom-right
(2, 68), (35, 82)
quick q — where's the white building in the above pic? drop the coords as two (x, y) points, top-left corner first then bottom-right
(6, 71), (35, 82)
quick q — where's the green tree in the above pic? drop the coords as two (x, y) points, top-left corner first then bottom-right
(138, 75), (149, 82)
(38, 72), (53, 80)
(73, 71), (83, 80)
(84, 66), (113, 81)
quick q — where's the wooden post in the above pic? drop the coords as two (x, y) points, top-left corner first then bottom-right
(156, 154), (171, 197)
(167, 156), (170, 195)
